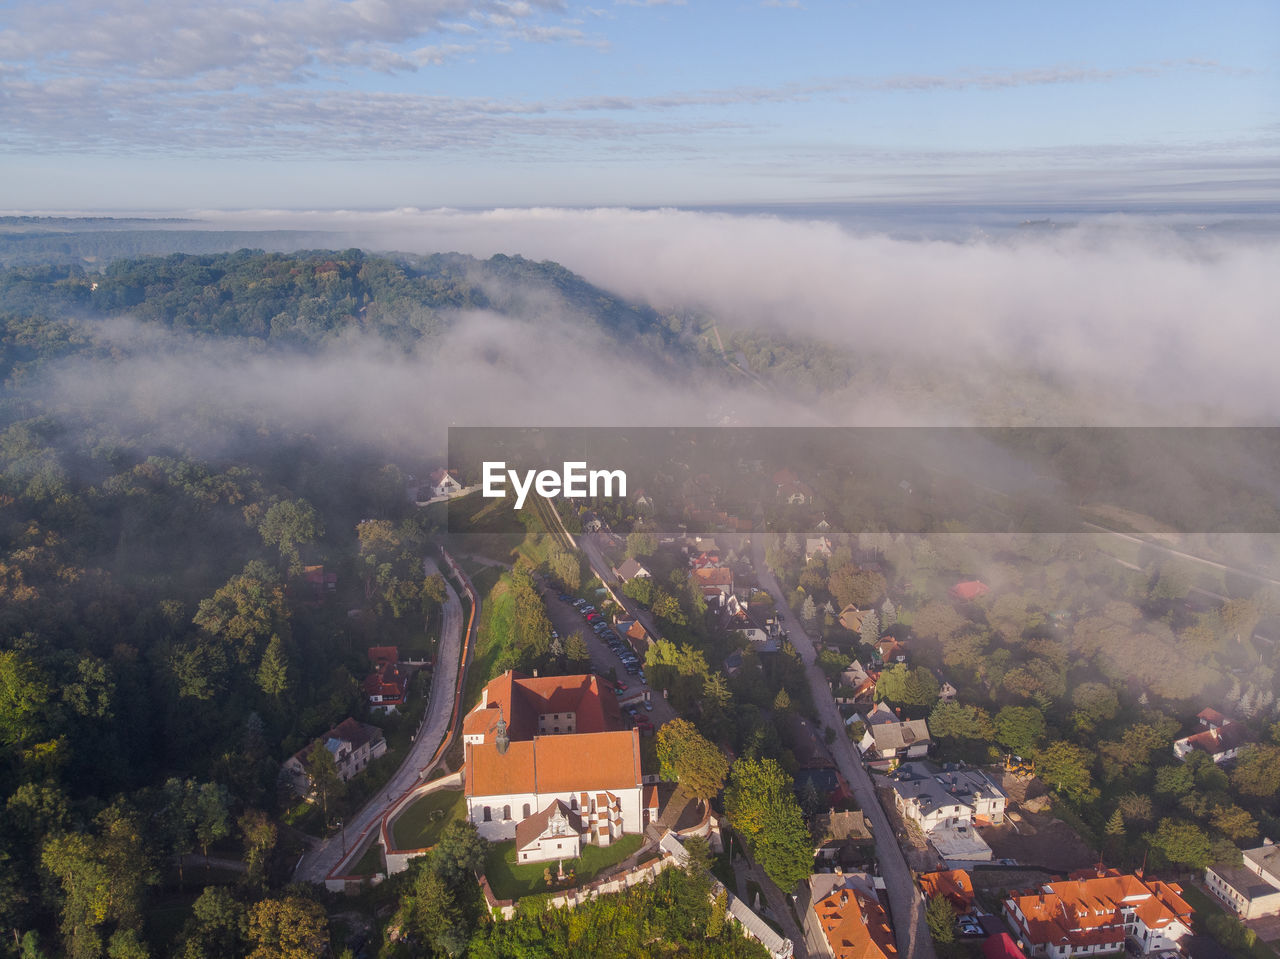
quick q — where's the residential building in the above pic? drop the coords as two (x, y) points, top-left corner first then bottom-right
(428, 468), (464, 498)
(807, 873), (897, 959)
(919, 869), (976, 915)
(806, 536), (834, 563)
(692, 566), (734, 606)
(1207, 840), (1280, 918)
(364, 660), (410, 712)
(813, 809), (873, 865)
(1003, 870), (1193, 958)
(614, 557), (652, 582)
(462, 671), (645, 848)
(949, 581), (990, 603)
(839, 605), (867, 633)
(890, 762), (1006, 832)
(1173, 709), (1252, 764)
(283, 718), (386, 795)
(858, 703), (931, 769)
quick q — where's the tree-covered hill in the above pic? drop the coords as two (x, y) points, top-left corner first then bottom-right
(0, 249), (696, 376)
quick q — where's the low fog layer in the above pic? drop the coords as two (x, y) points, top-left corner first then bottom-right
(179, 206), (1280, 425)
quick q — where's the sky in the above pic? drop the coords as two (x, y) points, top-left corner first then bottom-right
(1, 0), (1277, 210)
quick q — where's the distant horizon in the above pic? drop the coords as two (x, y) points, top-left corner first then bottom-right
(3, 0), (1276, 210)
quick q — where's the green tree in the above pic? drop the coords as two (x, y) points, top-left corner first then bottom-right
(1233, 744), (1280, 799)
(1037, 741), (1098, 804)
(257, 498), (322, 574)
(828, 564), (886, 609)
(1150, 818), (1213, 870)
(626, 529), (656, 558)
(876, 664), (939, 707)
(724, 757), (812, 891)
(306, 741), (344, 823)
(193, 563), (289, 664)
(238, 810), (277, 887)
(925, 894), (957, 945)
(177, 886), (247, 959)
(194, 783), (231, 864)
(256, 635), (290, 699)
(1211, 805), (1258, 843)
(928, 702), (993, 742)
(427, 821), (488, 889)
(392, 867), (466, 958)
(655, 719), (730, 804)
(41, 803), (155, 959)
(246, 896), (327, 959)
(994, 706), (1046, 755)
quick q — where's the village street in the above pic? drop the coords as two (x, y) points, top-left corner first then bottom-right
(751, 534), (938, 959)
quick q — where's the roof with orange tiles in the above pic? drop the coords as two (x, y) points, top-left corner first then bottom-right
(919, 870), (976, 913)
(1198, 707), (1227, 726)
(1008, 871), (1191, 950)
(692, 567), (734, 588)
(1182, 721), (1252, 756)
(466, 728), (641, 798)
(466, 671), (622, 743)
(813, 885), (897, 959)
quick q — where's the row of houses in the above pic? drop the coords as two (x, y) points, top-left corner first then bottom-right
(807, 863), (1196, 959)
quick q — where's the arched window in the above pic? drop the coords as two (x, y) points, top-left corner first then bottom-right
(483, 806), (491, 822)
(503, 804), (511, 821)
(523, 803), (531, 819)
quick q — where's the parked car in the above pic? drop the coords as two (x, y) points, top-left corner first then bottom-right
(644, 701), (653, 711)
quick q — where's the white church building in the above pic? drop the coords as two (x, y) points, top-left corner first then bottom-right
(462, 671), (647, 863)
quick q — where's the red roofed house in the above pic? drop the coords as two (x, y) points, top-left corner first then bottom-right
(919, 870), (976, 915)
(808, 873), (897, 959)
(692, 566), (734, 607)
(950, 581), (990, 603)
(364, 661), (409, 713)
(1173, 708), (1252, 764)
(1003, 869), (1193, 958)
(463, 671), (644, 853)
(368, 646), (399, 668)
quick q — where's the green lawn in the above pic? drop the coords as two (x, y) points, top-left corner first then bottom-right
(483, 834), (646, 902)
(464, 573), (516, 710)
(350, 840), (385, 876)
(391, 788), (465, 850)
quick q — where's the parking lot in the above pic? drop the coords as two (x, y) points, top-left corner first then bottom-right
(537, 582), (677, 732)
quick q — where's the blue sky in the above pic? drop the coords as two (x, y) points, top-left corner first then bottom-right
(1, 0), (1276, 210)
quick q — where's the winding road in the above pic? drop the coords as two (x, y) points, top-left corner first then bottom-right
(294, 551), (474, 883)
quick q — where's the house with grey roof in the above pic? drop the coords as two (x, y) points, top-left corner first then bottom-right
(857, 702), (931, 769)
(889, 762), (1006, 831)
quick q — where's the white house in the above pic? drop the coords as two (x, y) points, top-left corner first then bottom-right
(1208, 840), (1280, 919)
(515, 800), (585, 864)
(283, 718), (386, 796)
(462, 671), (645, 847)
(889, 761), (1005, 864)
(1173, 708), (1252, 764)
(1004, 870), (1193, 958)
(428, 468), (464, 498)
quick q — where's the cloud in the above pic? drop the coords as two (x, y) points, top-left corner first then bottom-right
(0, 0), (577, 88)
(184, 206), (1280, 425)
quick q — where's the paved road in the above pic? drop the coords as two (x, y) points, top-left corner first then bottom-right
(580, 530), (671, 648)
(751, 534), (936, 959)
(295, 554), (468, 882)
